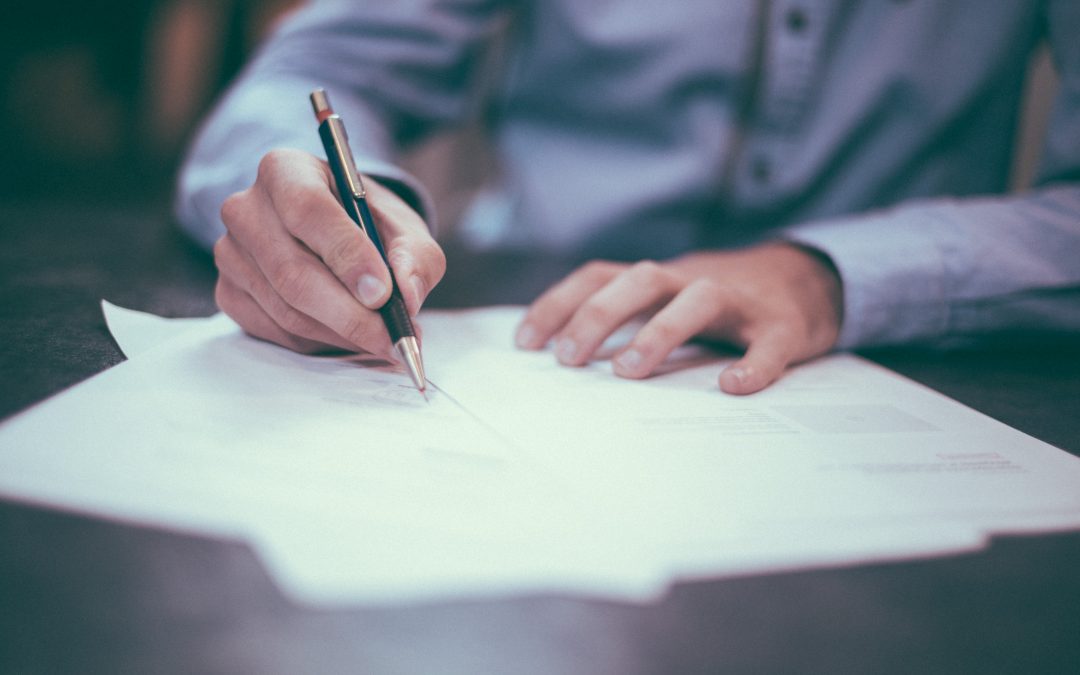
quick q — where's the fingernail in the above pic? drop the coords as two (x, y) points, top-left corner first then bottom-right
(515, 324), (537, 349)
(725, 366), (748, 386)
(555, 338), (578, 363)
(614, 348), (643, 373)
(357, 274), (387, 307)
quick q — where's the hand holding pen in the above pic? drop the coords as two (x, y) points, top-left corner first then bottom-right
(211, 96), (445, 387)
(310, 88), (426, 392)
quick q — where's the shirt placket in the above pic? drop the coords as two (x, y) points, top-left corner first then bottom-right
(734, 0), (829, 207)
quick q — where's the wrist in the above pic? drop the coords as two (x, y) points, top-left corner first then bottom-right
(778, 242), (844, 350)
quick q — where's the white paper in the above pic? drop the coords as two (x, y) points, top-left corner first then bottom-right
(0, 303), (1077, 607)
(102, 299), (215, 358)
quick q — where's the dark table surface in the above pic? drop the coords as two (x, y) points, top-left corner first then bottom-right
(1, 201), (1078, 675)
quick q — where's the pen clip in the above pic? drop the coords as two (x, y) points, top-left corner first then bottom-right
(310, 89), (366, 200)
(325, 117), (367, 200)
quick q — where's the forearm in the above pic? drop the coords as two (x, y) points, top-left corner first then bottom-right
(785, 184), (1080, 348)
(174, 0), (507, 248)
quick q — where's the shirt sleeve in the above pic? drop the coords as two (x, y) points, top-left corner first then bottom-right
(783, 0), (1080, 350)
(173, 0), (508, 250)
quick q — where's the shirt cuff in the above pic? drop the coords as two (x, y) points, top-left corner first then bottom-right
(782, 205), (960, 349)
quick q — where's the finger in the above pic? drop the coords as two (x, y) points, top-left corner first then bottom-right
(256, 149), (393, 309)
(257, 244), (395, 358)
(365, 178), (446, 316)
(612, 279), (728, 379)
(214, 234), (359, 353)
(215, 275), (332, 355)
(718, 325), (801, 395)
(553, 261), (680, 367)
(383, 238), (446, 317)
(223, 185), (395, 358)
(515, 260), (624, 350)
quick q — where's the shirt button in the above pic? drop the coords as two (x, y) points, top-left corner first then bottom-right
(751, 156), (772, 183)
(785, 7), (808, 33)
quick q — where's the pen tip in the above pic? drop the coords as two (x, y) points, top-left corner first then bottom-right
(395, 336), (427, 396)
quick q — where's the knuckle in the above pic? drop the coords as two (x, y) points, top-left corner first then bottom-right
(628, 260), (666, 286)
(322, 231), (364, 271)
(213, 280), (233, 313)
(219, 191), (250, 229)
(577, 298), (615, 326)
(212, 233), (240, 267)
(580, 259), (617, 282)
(212, 237), (229, 269)
(256, 148), (296, 182)
(691, 278), (724, 295)
(275, 306), (311, 336)
(646, 317), (682, 346)
(270, 259), (315, 303)
(520, 302), (553, 330)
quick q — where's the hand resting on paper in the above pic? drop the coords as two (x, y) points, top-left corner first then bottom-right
(514, 243), (843, 395)
(212, 148), (445, 359)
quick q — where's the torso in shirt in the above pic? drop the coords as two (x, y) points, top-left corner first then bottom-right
(459, 0), (1043, 260)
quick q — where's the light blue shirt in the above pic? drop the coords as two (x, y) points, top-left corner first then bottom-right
(176, 0), (1080, 349)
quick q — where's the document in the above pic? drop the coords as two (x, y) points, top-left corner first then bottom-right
(0, 303), (1077, 606)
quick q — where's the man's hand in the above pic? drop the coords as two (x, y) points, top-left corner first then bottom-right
(515, 243), (843, 394)
(213, 148), (445, 358)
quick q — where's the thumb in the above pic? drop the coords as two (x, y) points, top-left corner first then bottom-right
(718, 327), (800, 395)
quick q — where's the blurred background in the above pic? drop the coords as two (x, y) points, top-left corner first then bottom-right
(0, 1), (1059, 216)
(0, 1), (299, 205)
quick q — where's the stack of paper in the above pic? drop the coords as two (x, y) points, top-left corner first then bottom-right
(0, 303), (1077, 606)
